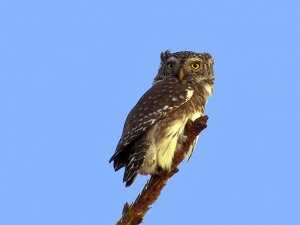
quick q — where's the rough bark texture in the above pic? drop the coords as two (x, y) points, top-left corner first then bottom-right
(115, 115), (209, 225)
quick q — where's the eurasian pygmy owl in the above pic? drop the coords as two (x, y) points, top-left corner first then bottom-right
(109, 50), (214, 186)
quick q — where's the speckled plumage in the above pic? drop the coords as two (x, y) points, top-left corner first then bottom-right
(109, 50), (214, 186)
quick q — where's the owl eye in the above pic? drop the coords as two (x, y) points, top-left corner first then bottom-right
(167, 63), (175, 69)
(190, 63), (200, 70)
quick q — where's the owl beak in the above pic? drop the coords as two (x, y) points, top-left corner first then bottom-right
(178, 68), (185, 81)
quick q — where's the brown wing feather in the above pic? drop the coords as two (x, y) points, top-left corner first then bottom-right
(109, 77), (194, 165)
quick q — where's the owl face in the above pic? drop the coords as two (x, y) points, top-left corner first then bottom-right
(154, 50), (214, 83)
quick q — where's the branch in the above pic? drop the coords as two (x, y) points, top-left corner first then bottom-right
(116, 115), (209, 225)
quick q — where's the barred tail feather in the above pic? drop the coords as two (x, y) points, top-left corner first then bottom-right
(123, 141), (148, 186)
(109, 150), (127, 171)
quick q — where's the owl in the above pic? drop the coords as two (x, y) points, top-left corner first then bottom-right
(109, 50), (214, 186)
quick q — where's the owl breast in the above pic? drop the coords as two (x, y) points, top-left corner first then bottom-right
(138, 99), (203, 175)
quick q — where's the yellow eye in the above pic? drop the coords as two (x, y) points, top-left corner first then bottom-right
(167, 63), (174, 69)
(190, 63), (200, 70)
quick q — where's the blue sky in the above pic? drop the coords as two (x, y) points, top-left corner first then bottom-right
(1, 0), (300, 224)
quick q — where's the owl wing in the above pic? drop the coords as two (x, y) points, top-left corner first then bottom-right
(109, 77), (194, 165)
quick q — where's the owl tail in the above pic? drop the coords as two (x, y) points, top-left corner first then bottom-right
(110, 139), (148, 187)
(109, 151), (126, 171)
(123, 165), (138, 187)
(124, 141), (149, 187)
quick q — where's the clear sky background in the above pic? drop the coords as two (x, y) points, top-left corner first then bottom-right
(1, 1), (300, 225)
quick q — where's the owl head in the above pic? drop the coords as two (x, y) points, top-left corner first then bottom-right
(154, 50), (214, 84)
